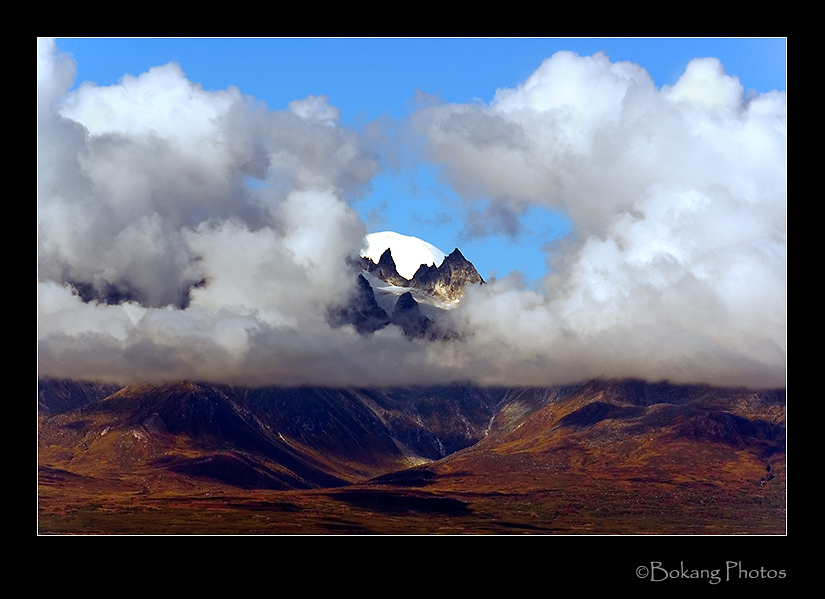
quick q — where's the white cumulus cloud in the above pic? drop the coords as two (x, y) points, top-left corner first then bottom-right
(37, 41), (786, 389)
(420, 51), (786, 388)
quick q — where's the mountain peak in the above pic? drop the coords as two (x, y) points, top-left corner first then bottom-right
(390, 291), (434, 338)
(363, 247), (408, 287)
(410, 246), (484, 302)
(444, 248), (469, 265)
(361, 231), (446, 280)
(340, 232), (484, 336)
(377, 248), (397, 269)
(392, 291), (420, 314)
(328, 274), (390, 334)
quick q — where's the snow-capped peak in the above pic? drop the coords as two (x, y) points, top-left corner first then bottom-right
(361, 231), (446, 280)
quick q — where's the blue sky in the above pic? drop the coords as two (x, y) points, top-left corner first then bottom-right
(53, 37), (787, 284)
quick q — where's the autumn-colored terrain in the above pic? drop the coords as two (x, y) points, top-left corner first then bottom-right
(38, 379), (785, 535)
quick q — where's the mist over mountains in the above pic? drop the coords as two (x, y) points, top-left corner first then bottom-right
(37, 39), (786, 390)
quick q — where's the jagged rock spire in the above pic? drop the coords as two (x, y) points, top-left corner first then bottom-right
(390, 291), (433, 338)
(328, 274), (390, 334)
(341, 239), (484, 336)
(362, 248), (409, 287)
(411, 248), (484, 301)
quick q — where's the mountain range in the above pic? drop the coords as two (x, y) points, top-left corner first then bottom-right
(37, 233), (786, 535)
(330, 232), (484, 338)
(38, 377), (785, 535)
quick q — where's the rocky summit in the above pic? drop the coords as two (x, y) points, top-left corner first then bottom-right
(409, 248), (484, 302)
(362, 248), (409, 288)
(341, 242), (483, 339)
(328, 274), (391, 335)
(360, 246), (484, 302)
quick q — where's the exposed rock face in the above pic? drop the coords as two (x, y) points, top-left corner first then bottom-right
(334, 242), (483, 338)
(328, 274), (391, 334)
(390, 291), (433, 338)
(362, 248), (409, 287)
(37, 379), (513, 489)
(67, 277), (206, 310)
(362, 246), (484, 303)
(410, 248), (484, 302)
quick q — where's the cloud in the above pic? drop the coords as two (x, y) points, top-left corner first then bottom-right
(37, 40), (378, 307)
(36, 38), (391, 386)
(420, 51), (786, 388)
(37, 42), (786, 389)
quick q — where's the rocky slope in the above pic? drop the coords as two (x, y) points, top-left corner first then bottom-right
(36, 232), (786, 535)
(389, 379), (786, 493)
(37, 379), (509, 490)
(38, 377), (786, 534)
